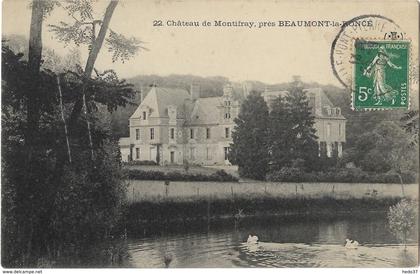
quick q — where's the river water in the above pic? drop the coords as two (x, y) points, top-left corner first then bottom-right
(126, 214), (417, 268)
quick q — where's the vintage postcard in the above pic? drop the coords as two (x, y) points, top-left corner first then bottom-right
(1, 0), (419, 270)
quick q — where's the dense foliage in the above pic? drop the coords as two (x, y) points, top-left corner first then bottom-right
(1, 45), (133, 267)
(2, 0), (146, 266)
(343, 121), (417, 173)
(266, 167), (416, 184)
(230, 85), (319, 179)
(268, 84), (318, 172)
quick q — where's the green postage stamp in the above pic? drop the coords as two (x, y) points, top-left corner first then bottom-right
(353, 40), (409, 110)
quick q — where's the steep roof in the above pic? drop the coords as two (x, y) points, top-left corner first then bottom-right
(262, 88), (346, 120)
(304, 88), (345, 119)
(188, 97), (224, 125)
(130, 87), (190, 119)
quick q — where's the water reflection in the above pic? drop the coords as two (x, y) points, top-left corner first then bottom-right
(127, 214), (418, 268)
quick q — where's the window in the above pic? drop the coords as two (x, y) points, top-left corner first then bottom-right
(150, 128), (154, 140)
(142, 111), (147, 120)
(338, 124), (342, 136)
(170, 128), (175, 139)
(190, 128), (194, 139)
(206, 128), (211, 139)
(170, 151), (175, 163)
(308, 95), (316, 110)
(319, 142), (327, 157)
(326, 123), (331, 137)
(224, 107), (231, 119)
(326, 143), (332, 157)
(135, 129), (140, 140)
(225, 127), (230, 138)
(206, 147), (212, 160)
(135, 148), (140, 159)
(190, 147), (195, 160)
(224, 147), (229, 161)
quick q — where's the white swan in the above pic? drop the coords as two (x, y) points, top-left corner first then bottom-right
(345, 239), (359, 249)
(247, 235), (259, 244)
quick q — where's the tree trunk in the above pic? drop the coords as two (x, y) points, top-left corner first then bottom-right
(26, 0), (44, 144)
(84, 0), (118, 78)
(68, 0), (119, 133)
(23, 0), (45, 261)
(397, 173), (405, 197)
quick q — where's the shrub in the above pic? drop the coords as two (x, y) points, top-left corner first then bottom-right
(125, 160), (157, 166)
(387, 199), (417, 248)
(266, 167), (417, 184)
(266, 167), (306, 182)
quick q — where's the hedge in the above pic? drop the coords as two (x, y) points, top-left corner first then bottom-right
(125, 169), (239, 182)
(124, 160), (158, 166)
(266, 167), (417, 184)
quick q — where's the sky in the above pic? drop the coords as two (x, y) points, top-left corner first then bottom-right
(2, 0), (419, 86)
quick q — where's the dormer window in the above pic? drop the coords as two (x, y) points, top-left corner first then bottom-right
(168, 105), (177, 121)
(327, 107), (331, 116)
(142, 111), (147, 120)
(336, 108), (341, 115)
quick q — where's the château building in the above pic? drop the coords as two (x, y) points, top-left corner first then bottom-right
(119, 84), (346, 165)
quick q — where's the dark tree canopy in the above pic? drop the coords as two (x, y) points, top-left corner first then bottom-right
(283, 85), (319, 170)
(230, 91), (270, 180)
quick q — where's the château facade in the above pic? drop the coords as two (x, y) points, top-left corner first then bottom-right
(119, 84), (346, 165)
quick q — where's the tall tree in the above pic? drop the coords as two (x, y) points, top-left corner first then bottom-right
(268, 95), (292, 171)
(230, 91), (269, 180)
(283, 85), (319, 171)
(22, 0), (59, 264)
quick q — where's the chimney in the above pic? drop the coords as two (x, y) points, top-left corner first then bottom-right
(242, 82), (252, 98)
(292, 75), (301, 82)
(292, 75), (303, 88)
(190, 84), (200, 101)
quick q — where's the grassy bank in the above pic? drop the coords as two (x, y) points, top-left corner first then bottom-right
(124, 196), (403, 236)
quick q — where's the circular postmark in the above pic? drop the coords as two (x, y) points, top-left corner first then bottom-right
(331, 14), (407, 89)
